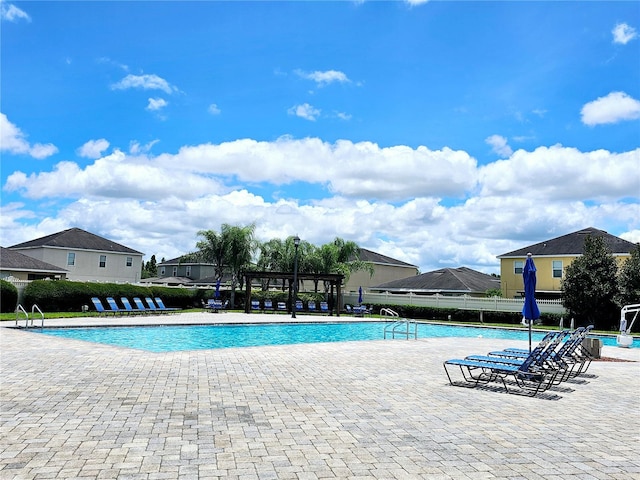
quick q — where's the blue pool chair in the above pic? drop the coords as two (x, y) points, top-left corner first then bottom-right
(263, 299), (274, 313)
(121, 297), (145, 315)
(251, 299), (261, 312)
(307, 301), (317, 313)
(105, 297), (125, 315)
(295, 300), (304, 312)
(133, 297), (150, 313)
(276, 301), (287, 312)
(154, 297), (180, 313)
(320, 302), (329, 314)
(91, 297), (115, 316)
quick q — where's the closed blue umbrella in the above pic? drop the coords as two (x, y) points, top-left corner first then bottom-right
(358, 286), (363, 305)
(215, 278), (221, 298)
(522, 253), (541, 352)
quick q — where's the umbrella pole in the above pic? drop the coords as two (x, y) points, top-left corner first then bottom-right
(529, 319), (532, 353)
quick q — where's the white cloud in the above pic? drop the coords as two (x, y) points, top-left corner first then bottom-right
(581, 91), (640, 126)
(111, 74), (176, 94)
(405, 0), (429, 5)
(208, 103), (221, 115)
(0, 113), (58, 159)
(77, 139), (110, 159)
(3, 136), (638, 274)
(294, 69), (351, 87)
(485, 134), (513, 157)
(288, 103), (321, 121)
(479, 145), (640, 202)
(1, 2), (30, 22)
(146, 97), (168, 111)
(129, 140), (159, 155)
(612, 22), (637, 45)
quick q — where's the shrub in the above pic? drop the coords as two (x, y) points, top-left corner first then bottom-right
(0, 280), (18, 313)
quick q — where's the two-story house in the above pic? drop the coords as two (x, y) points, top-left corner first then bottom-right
(345, 248), (419, 293)
(498, 227), (637, 299)
(9, 228), (144, 283)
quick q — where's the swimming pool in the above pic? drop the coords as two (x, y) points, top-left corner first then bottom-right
(33, 322), (630, 352)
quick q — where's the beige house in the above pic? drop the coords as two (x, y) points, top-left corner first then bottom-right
(497, 227), (636, 299)
(9, 228), (144, 283)
(0, 247), (68, 281)
(345, 248), (419, 293)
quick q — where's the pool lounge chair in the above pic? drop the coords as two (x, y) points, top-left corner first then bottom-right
(91, 297), (118, 316)
(263, 299), (274, 313)
(443, 336), (562, 397)
(205, 299), (224, 313)
(105, 297), (125, 315)
(251, 299), (261, 312)
(121, 297), (146, 315)
(320, 302), (329, 314)
(295, 300), (304, 312)
(276, 301), (287, 313)
(307, 301), (317, 313)
(133, 297), (151, 313)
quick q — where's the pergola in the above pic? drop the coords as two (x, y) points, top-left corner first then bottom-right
(241, 271), (345, 316)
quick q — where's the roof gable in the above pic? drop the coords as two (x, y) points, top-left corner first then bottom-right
(498, 227), (637, 258)
(9, 228), (143, 255)
(374, 267), (499, 293)
(0, 247), (68, 273)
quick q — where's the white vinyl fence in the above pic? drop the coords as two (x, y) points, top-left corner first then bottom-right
(343, 291), (566, 315)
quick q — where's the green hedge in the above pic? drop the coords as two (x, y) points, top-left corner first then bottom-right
(22, 280), (200, 312)
(0, 280), (18, 313)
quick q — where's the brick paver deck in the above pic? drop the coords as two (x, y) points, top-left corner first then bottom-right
(1, 313), (639, 479)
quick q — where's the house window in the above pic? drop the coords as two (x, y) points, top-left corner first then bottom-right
(552, 260), (563, 278)
(186, 266), (191, 277)
(514, 260), (523, 275)
(67, 252), (75, 266)
(160, 267), (165, 276)
(99, 255), (107, 268)
(126, 257), (133, 267)
(172, 267), (177, 276)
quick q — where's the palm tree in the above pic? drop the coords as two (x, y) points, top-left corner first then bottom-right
(222, 223), (258, 307)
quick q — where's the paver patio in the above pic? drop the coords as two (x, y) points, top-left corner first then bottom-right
(1, 313), (639, 479)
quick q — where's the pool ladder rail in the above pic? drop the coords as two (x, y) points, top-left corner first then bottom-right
(15, 304), (45, 328)
(381, 308), (418, 340)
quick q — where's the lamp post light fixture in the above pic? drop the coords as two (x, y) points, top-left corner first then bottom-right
(292, 235), (300, 319)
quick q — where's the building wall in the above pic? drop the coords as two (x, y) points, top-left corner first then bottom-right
(0, 270), (67, 281)
(17, 247), (142, 283)
(344, 264), (418, 294)
(500, 254), (631, 298)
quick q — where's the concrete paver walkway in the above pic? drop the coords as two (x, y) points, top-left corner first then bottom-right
(1, 314), (639, 479)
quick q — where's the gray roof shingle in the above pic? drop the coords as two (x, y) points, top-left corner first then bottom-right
(9, 228), (143, 255)
(353, 248), (417, 268)
(0, 247), (68, 273)
(373, 267), (500, 294)
(497, 227), (637, 257)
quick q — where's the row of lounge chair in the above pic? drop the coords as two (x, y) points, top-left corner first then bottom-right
(91, 296), (179, 315)
(443, 326), (595, 397)
(250, 299), (330, 314)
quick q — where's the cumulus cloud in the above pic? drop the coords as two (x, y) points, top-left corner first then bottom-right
(3, 136), (638, 273)
(288, 103), (321, 121)
(581, 91), (640, 126)
(208, 103), (221, 115)
(4, 150), (225, 201)
(1, 1), (30, 22)
(294, 69), (351, 87)
(77, 139), (110, 159)
(111, 74), (176, 94)
(612, 22), (637, 44)
(0, 113), (58, 159)
(485, 134), (513, 157)
(146, 97), (168, 111)
(479, 145), (640, 201)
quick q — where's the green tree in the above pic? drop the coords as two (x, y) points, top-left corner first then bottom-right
(562, 235), (619, 330)
(308, 238), (374, 293)
(141, 254), (158, 279)
(223, 223), (258, 307)
(617, 244), (640, 307)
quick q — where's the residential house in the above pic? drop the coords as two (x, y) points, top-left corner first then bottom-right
(345, 248), (419, 293)
(144, 256), (218, 286)
(497, 227), (637, 299)
(9, 228), (143, 283)
(0, 247), (68, 281)
(371, 267), (500, 297)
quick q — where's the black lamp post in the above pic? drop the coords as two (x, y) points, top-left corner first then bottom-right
(292, 235), (300, 319)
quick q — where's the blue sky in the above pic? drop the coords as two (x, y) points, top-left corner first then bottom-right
(1, 0), (639, 274)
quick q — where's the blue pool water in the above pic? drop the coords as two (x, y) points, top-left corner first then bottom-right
(34, 322), (629, 352)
